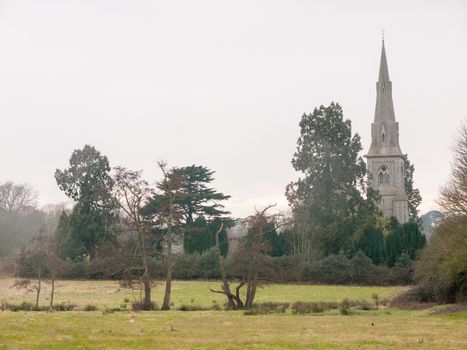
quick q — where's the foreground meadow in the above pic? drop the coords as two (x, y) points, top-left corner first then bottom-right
(1, 279), (466, 350)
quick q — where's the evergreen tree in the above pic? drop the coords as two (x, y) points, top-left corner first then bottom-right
(403, 155), (422, 222)
(55, 145), (116, 260)
(183, 216), (229, 256)
(261, 222), (285, 257)
(355, 226), (385, 265)
(286, 102), (380, 255)
(55, 211), (74, 259)
(145, 165), (230, 253)
(385, 218), (426, 266)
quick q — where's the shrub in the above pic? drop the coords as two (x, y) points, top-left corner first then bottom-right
(371, 293), (379, 308)
(131, 301), (157, 311)
(53, 303), (76, 311)
(243, 309), (259, 315)
(83, 304), (98, 311)
(414, 216), (467, 304)
(0, 299), (6, 311)
(251, 302), (289, 314)
(9, 302), (35, 312)
(16, 250), (412, 286)
(178, 304), (209, 311)
(390, 287), (436, 310)
(4, 302), (50, 312)
(339, 299), (353, 315)
(339, 307), (351, 315)
(272, 255), (307, 282)
(291, 301), (338, 314)
(356, 301), (376, 311)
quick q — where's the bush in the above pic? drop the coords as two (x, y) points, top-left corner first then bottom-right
(339, 307), (351, 315)
(172, 248), (221, 280)
(9, 302), (35, 312)
(178, 304), (210, 311)
(356, 301), (376, 311)
(15, 249), (413, 286)
(390, 287), (436, 310)
(271, 255), (307, 282)
(291, 301), (339, 314)
(252, 302), (289, 314)
(371, 293), (379, 308)
(53, 303), (76, 311)
(414, 216), (467, 303)
(4, 302), (50, 312)
(300, 252), (413, 285)
(83, 304), (98, 311)
(131, 301), (157, 311)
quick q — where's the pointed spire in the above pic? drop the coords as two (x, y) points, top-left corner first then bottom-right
(378, 39), (390, 83)
(367, 38), (402, 157)
(374, 39), (395, 123)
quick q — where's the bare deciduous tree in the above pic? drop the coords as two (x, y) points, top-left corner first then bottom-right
(13, 226), (62, 310)
(0, 181), (38, 214)
(211, 205), (282, 310)
(112, 167), (154, 310)
(211, 221), (244, 309)
(438, 123), (467, 217)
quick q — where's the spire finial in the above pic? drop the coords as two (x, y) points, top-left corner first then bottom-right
(382, 29), (385, 43)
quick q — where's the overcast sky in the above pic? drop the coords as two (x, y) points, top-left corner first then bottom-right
(0, 0), (466, 217)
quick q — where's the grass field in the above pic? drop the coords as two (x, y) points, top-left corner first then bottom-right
(1, 279), (466, 349)
(0, 278), (406, 310)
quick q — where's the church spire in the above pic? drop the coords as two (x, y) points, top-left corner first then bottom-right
(378, 40), (390, 84)
(365, 38), (409, 224)
(367, 39), (402, 156)
(374, 39), (396, 123)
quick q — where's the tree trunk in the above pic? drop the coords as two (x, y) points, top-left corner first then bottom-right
(213, 223), (237, 310)
(50, 271), (55, 310)
(161, 199), (175, 311)
(245, 253), (257, 309)
(35, 267), (42, 309)
(161, 233), (173, 310)
(137, 221), (152, 310)
(143, 276), (151, 310)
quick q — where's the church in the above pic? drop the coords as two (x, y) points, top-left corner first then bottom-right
(365, 40), (409, 223)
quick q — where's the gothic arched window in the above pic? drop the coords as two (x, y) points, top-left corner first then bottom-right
(378, 165), (390, 186)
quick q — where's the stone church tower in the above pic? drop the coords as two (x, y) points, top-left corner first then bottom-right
(365, 40), (409, 223)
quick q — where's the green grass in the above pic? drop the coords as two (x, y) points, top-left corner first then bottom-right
(1, 279), (466, 349)
(0, 279), (406, 310)
(1, 310), (466, 349)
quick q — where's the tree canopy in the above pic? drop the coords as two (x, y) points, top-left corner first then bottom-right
(55, 145), (117, 260)
(145, 164), (231, 253)
(403, 154), (422, 222)
(286, 102), (380, 255)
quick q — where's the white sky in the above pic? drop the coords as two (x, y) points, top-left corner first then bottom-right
(0, 0), (466, 217)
